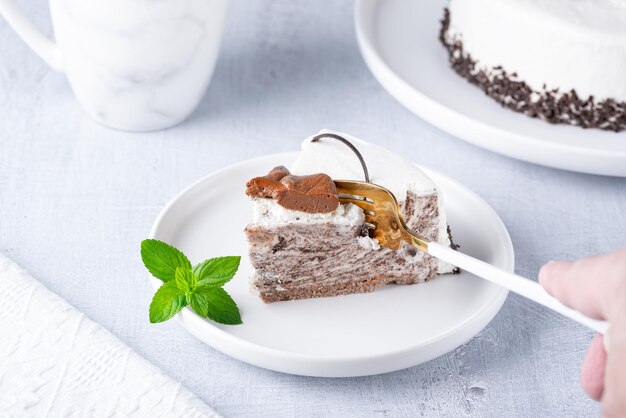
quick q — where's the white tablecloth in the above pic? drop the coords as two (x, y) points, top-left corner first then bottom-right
(1, 0), (623, 416)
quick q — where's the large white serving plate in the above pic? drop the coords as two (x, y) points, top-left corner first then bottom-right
(355, 0), (626, 177)
(149, 152), (511, 377)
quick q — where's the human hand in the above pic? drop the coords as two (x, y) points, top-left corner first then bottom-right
(539, 249), (626, 417)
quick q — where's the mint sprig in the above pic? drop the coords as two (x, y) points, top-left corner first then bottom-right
(141, 239), (242, 325)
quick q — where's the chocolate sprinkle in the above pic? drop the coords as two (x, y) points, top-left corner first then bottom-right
(357, 223), (371, 238)
(271, 236), (287, 254)
(439, 9), (626, 132)
(447, 225), (461, 274)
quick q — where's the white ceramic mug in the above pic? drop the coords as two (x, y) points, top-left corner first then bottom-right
(0, 0), (228, 131)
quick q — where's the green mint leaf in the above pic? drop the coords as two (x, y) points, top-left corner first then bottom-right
(187, 290), (209, 317)
(149, 281), (186, 323)
(141, 239), (192, 282)
(174, 267), (195, 293)
(193, 256), (241, 287)
(191, 287), (242, 325)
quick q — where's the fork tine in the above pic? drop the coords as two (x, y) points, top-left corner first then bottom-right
(338, 197), (376, 212)
(335, 181), (401, 206)
(335, 179), (430, 252)
(337, 192), (375, 203)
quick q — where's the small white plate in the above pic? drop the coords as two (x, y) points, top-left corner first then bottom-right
(149, 152), (511, 377)
(355, 0), (626, 177)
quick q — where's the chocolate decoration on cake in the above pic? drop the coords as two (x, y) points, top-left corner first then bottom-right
(311, 133), (371, 182)
(246, 166), (340, 213)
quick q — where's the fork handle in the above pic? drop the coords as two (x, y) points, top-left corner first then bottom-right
(428, 242), (609, 335)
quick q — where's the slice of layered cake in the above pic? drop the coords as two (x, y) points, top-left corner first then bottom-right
(244, 132), (456, 303)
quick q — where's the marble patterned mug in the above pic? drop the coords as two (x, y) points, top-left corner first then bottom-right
(0, 0), (228, 131)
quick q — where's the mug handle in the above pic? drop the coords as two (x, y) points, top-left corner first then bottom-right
(0, 0), (63, 71)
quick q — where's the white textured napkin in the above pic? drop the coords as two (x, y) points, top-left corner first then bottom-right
(0, 255), (220, 418)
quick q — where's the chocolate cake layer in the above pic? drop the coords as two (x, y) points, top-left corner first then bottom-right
(440, 9), (626, 132)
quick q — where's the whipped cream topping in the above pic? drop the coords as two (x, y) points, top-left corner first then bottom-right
(447, 0), (626, 102)
(251, 198), (364, 227)
(291, 131), (438, 199)
(518, 0), (626, 37)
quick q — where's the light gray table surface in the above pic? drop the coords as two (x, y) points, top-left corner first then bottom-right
(1, 1), (624, 417)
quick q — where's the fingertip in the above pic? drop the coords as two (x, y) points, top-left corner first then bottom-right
(538, 259), (575, 288)
(538, 260), (570, 290)
(538, 260), (557, 286)
(581, 334), (607, 401)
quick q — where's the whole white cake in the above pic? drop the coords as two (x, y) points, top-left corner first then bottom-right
(441, 0), (626, 131)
